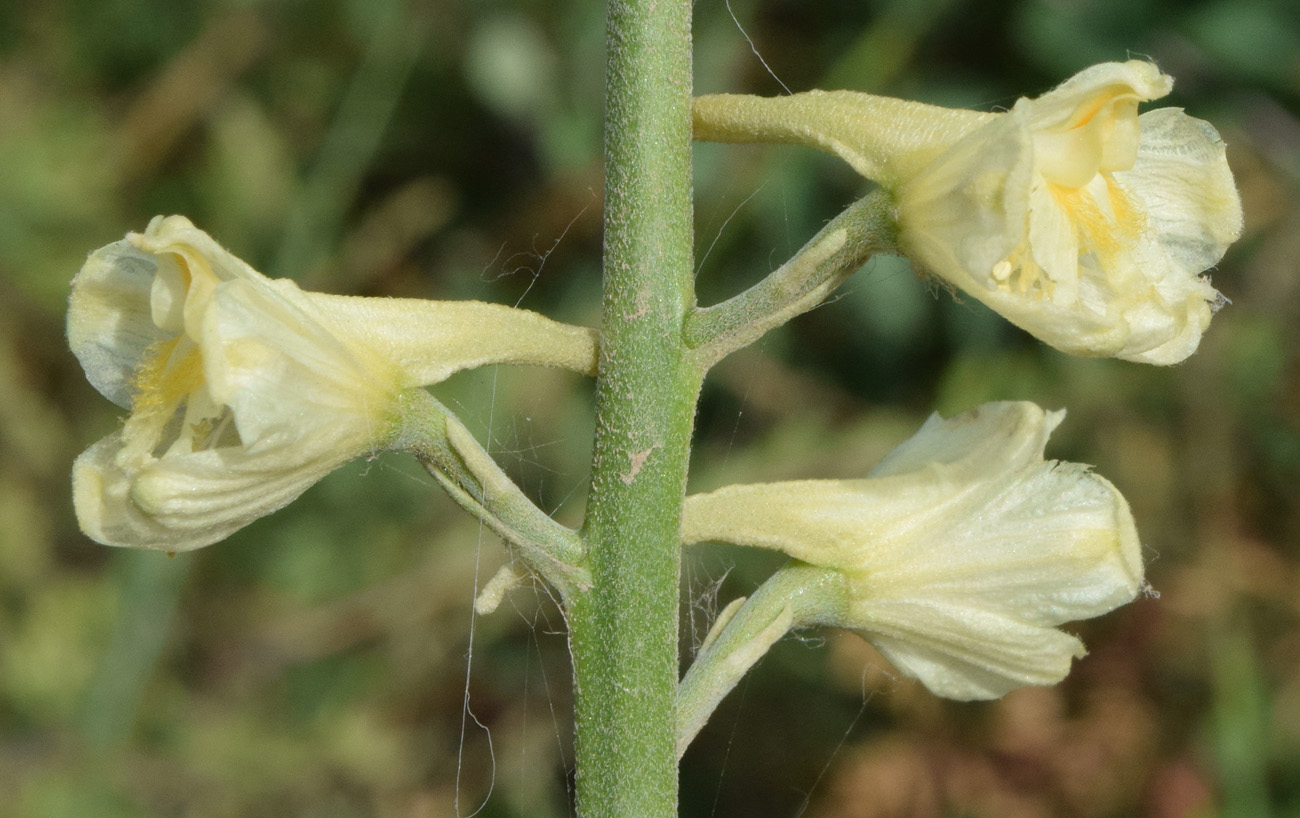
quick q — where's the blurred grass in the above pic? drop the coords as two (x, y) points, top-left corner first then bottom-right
(1, 0), (1297, 816)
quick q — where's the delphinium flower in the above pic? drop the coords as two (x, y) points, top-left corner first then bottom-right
(693, 61), (1243, 364)
(70, 216), (597, 551)
(681, 402), (1143, 700)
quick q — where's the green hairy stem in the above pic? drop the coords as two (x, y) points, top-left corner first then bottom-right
(565, 1), (696, 816)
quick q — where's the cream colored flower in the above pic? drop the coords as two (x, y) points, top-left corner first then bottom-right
(898, 62), (1241, 363)
(693, 61), (1243, 364)
(70, 216), (598, 551)
(681, 402), (1143, 700)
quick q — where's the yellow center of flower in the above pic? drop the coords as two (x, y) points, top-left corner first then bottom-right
(131, 337), (201, 425)
(124, 250), (246, 463)
(988, 88), (1149, 303)
(127, 333), (245, 462)
(1056, 180), (1144, 269)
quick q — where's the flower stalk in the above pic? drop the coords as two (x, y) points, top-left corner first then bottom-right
(63, 28), (1247, 816)
(685, 190), (898, 366)
(676, 563), (845, 758)
(395, 388), (590, 600)
(564, 1), (695, 815)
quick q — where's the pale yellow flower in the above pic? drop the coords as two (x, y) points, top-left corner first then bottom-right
(70, 216), (597, 551)
(693, 61), (1243, 363)
(681, 402), (1143, 700)
(897, 62), (1241, 363)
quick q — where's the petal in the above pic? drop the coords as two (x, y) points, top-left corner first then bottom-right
(980, 285), (1129, 358)
(201, 278), (397, 446)
(860, 602), (1087, 700)
(68, 239), (169, 409)
(1117, 293), (1216, 365)
(72, 435), (162, 547)
(1121, 108), (1243, 277)
(1025, 60), (1172, 133)
(851, 463), (1143, 621)
(869, 401), (1059, 479)
(1027, 181), (1082, 304)
(72, 429), (355, 552)
(129, 215), (264, 283)
(129, 215), (266, 340)
(129, 446), (349, 535)
(896, 111), (1035, 294)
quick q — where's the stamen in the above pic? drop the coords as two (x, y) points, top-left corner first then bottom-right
(196, 408), (241, 451)
(1052, 178), (1145, 289)
(132, 337), (204, 418)
(990, 253), (1052, 298)
(121, 337), (206, 462)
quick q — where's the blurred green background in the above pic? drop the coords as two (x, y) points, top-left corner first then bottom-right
(1, 0), (1297, 815)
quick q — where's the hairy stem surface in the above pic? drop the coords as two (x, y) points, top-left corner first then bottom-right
(567, 1), (695, 816)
